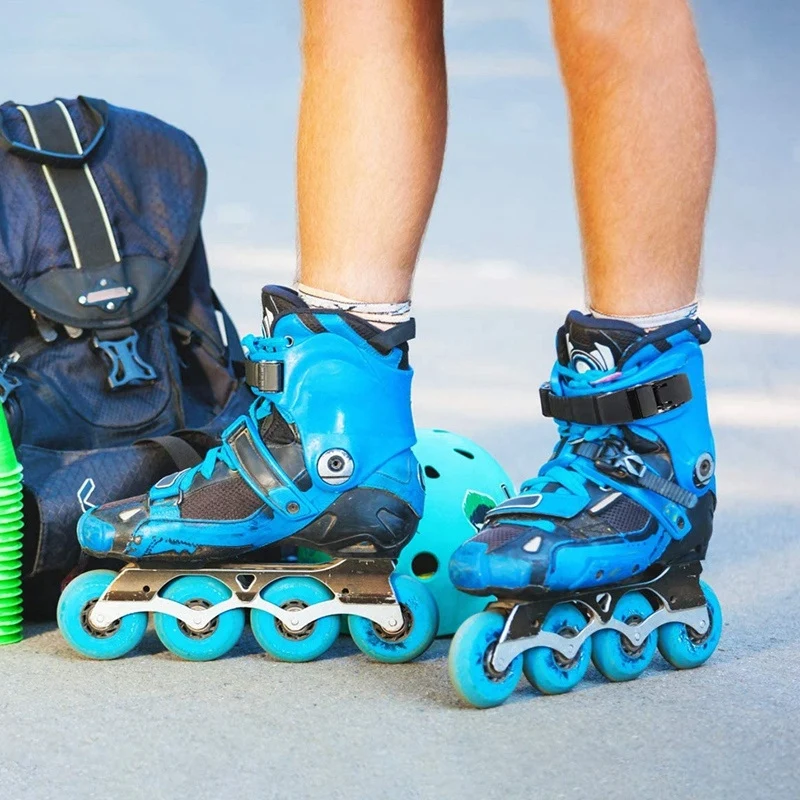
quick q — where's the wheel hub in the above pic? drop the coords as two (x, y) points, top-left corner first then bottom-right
(276, 601), (316, 640)
(177, 599), (218, 639)
(372, 604), (412, 642)
(621, 614), (647, 657)
(553, 625), (580, 669)
(483, 642), (512, 682)
(687, 603), (713, 645)
(81, 599), (121, 638)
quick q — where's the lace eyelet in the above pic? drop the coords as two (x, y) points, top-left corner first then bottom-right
(284, 336), (294, 347)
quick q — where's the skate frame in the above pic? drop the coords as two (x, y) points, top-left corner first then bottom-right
(489, 562), (711, 673)
(87, 558), (407, 636)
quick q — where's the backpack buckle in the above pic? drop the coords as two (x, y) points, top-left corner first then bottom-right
(92, 330), (157, 390)
(0, 354), (20, 404)
(0, 370), (20, 404)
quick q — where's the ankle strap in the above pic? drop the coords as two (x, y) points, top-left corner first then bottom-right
(540, 373), (692, 426)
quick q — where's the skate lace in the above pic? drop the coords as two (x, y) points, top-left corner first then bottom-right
(177, 334), (293, 491)
(519, 362), (623, 502)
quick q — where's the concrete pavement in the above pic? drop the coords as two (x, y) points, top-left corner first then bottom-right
(2, 258), (798, 800)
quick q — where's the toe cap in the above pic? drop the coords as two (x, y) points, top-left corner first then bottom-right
(450, 539), (536, 594)
(76, 510), (117, 557)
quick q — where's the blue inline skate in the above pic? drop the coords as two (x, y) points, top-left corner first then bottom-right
(448, 311), (722, 708)
(58, 286), (438, 663)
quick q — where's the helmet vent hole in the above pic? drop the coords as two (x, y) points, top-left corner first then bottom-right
(454, 448), (475, 459)
(411, 552), (439, 580)
(424, 466), (440, 479)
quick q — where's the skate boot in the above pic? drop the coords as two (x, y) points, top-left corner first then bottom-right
(448, 311), (722, 707)
(57, 286), (438, 663)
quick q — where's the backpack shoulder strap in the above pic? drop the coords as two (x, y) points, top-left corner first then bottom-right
(212, 290), (246, 377)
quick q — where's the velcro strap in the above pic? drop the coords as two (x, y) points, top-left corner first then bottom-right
(245, 360), (284, 393)
(540, 373), (691, 426)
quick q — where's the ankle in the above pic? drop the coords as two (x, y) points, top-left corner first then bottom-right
(296, 283), (411, 330)
(590, 301), (698, 331)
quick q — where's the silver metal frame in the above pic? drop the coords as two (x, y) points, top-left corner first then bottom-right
(489, 563), (711, 674)
(87, 558), (406, 635)
(489, 587), (711, 673)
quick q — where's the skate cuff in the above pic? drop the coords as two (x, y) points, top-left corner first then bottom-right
(540, 374), (691, 425)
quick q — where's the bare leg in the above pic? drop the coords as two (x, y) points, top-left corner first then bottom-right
(552, 0), (716, 317)
(297, 0), (447, 303)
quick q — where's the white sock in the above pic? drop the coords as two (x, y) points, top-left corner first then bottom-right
(590, 301), (698, 331)
(296, 283), (411, 331)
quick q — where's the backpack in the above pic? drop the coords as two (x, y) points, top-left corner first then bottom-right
(0, 96), (253, 606)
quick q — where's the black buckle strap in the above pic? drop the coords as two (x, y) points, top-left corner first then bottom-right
(245, 360), (284, 393)
(575, 438), (697, 508)
(540, 374), (691, 426)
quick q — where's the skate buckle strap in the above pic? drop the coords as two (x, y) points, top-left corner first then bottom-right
(245, 359), (284, 393)
(575, 439), (698, 508)
(540, 373), (692, 426)
(91, 329), (158, 390)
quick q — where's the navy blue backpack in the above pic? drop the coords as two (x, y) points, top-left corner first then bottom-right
(0, 97), (252, 609)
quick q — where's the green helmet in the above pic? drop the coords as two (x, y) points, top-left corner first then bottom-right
(397, 429), (514, 636)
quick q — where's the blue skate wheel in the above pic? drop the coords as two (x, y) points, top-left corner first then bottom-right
(57, 569), (147, 660)
(348, 574), (438, 664)
(658, 580), (722, 669)
(154, 575), (245, 662)
(523, 602), (592, 695)
(448, 611), (522, 709)
(251, 576), (341, 662)
(592, 591), (657, 682)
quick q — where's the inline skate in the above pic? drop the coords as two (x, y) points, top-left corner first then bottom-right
(448, 311), (722, 707)
(57, 286), (438, 663)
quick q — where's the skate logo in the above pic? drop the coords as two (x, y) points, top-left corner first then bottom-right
(566, 337), (616, 373)
(463, 490), (498, 530)
(77, 478), (98, 513)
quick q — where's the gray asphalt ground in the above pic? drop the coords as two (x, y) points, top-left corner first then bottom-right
(2, 258), (799, 800)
